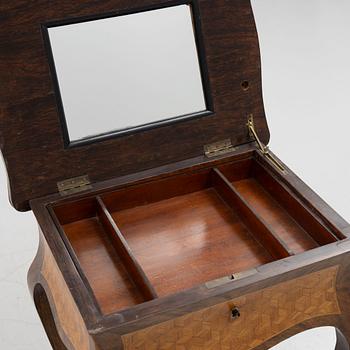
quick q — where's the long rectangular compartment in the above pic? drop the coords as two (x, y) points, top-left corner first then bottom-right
(52, 155), (344, 315)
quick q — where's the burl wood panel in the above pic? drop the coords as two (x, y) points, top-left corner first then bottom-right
(122, 266), (340, 350)
(40, 235), (95, 350)
(233, 178), (319, 253)
(113, 188), (273, 298)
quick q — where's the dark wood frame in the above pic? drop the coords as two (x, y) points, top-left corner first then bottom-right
(0, 0), (269, 212)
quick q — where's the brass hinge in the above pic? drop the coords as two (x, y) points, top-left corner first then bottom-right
(57, 175), (92, 196)
(204, 139), (236, 158)
(247, 114), (287, 174)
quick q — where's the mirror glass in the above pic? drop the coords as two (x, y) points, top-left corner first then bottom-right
(47, 4), (208, 144)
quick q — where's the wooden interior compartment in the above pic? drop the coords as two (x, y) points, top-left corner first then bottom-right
(101, 166), (286, 298)
(218, 156), (341, 255)
(51, 155), (342, 315)
(53, 197), (156, 315)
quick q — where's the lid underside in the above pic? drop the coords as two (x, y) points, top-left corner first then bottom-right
(0, 0), (269, 211)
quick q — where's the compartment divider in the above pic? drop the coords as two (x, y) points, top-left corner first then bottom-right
(252, 160), (340, 244)
(96, 196), (158, 301)
(211, 168), (294, 259)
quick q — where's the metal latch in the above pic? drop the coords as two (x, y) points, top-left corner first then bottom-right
(57, 175), (92, 196)
(205, 268), (258, 289)
(247, 115), (287, 174)
(204, 139), (236, 158)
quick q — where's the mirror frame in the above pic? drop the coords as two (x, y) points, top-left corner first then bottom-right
(42, 0), (213, 148)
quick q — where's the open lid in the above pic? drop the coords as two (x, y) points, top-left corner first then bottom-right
(0, 0), (269, 212)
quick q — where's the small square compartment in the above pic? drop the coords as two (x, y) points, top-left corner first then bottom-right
(53, 199), (149, 314)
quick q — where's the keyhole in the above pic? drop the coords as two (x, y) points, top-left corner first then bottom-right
(231, 307), (241, 320)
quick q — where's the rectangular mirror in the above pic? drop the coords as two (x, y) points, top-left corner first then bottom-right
(45, 3), (211, 146)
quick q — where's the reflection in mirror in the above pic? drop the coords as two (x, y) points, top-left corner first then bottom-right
(47, 4), (208, 144)
(269, 327), (339, 350)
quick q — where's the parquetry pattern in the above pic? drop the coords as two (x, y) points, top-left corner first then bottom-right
(122, 266), (340, 350)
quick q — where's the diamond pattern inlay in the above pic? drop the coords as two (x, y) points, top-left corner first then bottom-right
(122, 266), (340, 350)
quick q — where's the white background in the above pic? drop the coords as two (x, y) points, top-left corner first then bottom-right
(0, 0), (349, 348)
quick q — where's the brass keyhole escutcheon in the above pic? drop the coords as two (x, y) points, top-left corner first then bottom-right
(231, 306), (241, 320)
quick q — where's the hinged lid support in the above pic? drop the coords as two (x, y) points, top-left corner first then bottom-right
(247, 115), (287, 174)
(57, 175), (92, 196)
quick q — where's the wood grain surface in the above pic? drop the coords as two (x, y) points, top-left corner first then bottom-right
(0, 0), (268, 211)
(26, 151), (350, 349)
(113, 188), (273, 299)
(54, 156), (345, 315)
(233, 178), (319, 253)
(13, 0), (349, 347)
